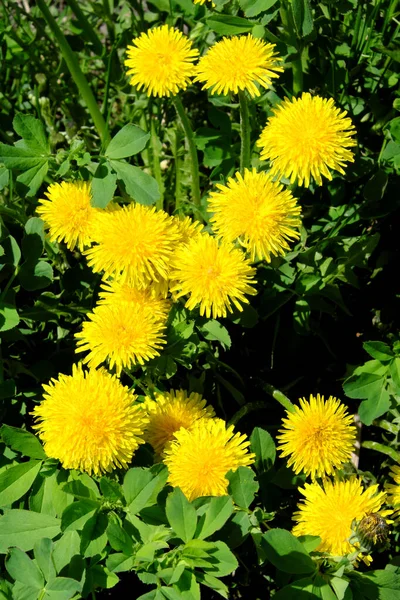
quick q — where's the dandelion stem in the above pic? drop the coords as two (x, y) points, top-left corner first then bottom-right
(36, 0), (110, 146)
(150, 116), (165, 211)
(238, 90), (251, 174)
(263, 383), (295, 413)
(228, 401), (269, 427)
(65, 0), (103, 56)
(172, 95), (201, 213)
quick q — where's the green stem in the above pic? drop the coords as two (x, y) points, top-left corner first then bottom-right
(150, 117), (164, 211)
(65, 0), (103, 55)
(174, 128), (184, 211)
(172, 95), (201, 213)
(238, 90), (251, 174)
(280, 1), (303, 95)
(228, 401), (268, 427)
(361, 440), (400, 463)
(263, 383), (295, 413)
(36, 0), (109, 146)
(291, 50), (303, 95)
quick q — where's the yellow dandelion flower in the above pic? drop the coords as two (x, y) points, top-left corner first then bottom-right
(124, 25), (199, 97)
(172, 215), (205, 246)
(293, 478), (389, 558)
(98, 280), (170, 321)
(170, 233), (257, 319)
(386, 465), (400, 512)
(208, 168), (301, 262)
(75, 301), (166, 374)
(164, 418), (255, 500)
(85, 203), (180, 288)
(37, 181), (100, 251)
(195, 35), (283, 97)
(32, 365), (147, 475)
(143, 389), (216, 455)
(257, 92), (356, 187)
(277, 394), (356, 480)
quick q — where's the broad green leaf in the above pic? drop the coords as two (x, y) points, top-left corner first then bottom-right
(172, 570), (200, 600)
(105, 124), (150, 159)
(239, 0), (279, 17)
(44, 577), (82, 600)
(219, 510), (252, 549)
(196, 496), (234, 539)
(297, 535), (322, 554)
(91, 162), (117, 208)
(29, 472), (73, 518)
(202, 541), (238, 577)
(107, 519), (134, 554)
(358, 387), (391, 425)
(13, 113), (50, 155)
(0, 295), (19, 332)
(34, 538), (56, 583)
(227, 466), (259, 509)
(110, 160), (160, 206)
(250, 427), (276, 472)
(61, 499), (99, 531)
(100, 477), (124, 502)
(22, 218), (45, 263)
(0, 144), (46, 170)
(291, 0), (314, 37)
(0, 460), (42, 507)
(350, 570), (400, 600)
(201, 321), (231, 347)
(11, 582), (40, 600)
(363, 341), (394, 361)
(0, 510), (61, 553)
(0, 425), (46, 459)
(19, 261), (53, 291)
(52, 531), (81, 574)
(123, 466), (167, 514)
(166, 488), (197, 543)
(206, 15), (253, 35)
(62, 479), (98, 501)
(391, 357), (400, 390)
(1, 235), (21, 266)
(16, 161), (48, 196)
(81, 512), (108, 558)
(195, 573), (229, 599)
(343, 373), (384, 399)
(0, 165), (9, 191)
(261, 528), (316, 574)
(6, 547), (44, 589)
(106, 552), (135, 573)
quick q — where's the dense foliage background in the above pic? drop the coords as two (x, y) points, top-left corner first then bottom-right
(1, 0), (400, 598)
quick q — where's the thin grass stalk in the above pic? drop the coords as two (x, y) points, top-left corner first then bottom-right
(65, 0), (103, 56)
(238, 90), (251, 174)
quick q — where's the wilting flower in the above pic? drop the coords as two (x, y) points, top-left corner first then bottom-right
(75, 300), (166, 374)
(293, 478), (390, 558)
(143, 389), (215, 455)
(170, 233), (257, 318)
(85, 204), (180, 288)
(98, 280), (170, 321)
(32, 365), (147, 475)
(257, 93), (356, 187)
(37, 181), (101, 251)
(277, 394), (356, 479)
(385, 465), (400, 513)
(208, 168), (301, 262)
(125, 25), (199, 97)
(164, 418), (255, 500)
(195, 35), (282, 97)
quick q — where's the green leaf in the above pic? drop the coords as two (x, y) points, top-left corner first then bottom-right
(196, 496), (234, 539)
(391, 357), (400, 390)
(0, 510), (61, 553)
(343, 373), (384, 399)
(22, 218), (45, 263)
(0, 425), (46, 459)
(202, 541), (238, 577)
(201, 321), (231, 347)
(0, 460), (42, 507)
(219, 510), (252, 549)
(105, 124), (150, 159)
(227, 466), (259, 509)
(107, 519), (134, 554)
(110, 160), (160, 206)
(239, 0), (279, 17)
(19, 261), (53, 291)
(1, 235), (21, 266)
(0, 294), (19, 332)
(363, 341), (394, 362)
(52, 531), (81, 574)
(91, 162), (117, 208)
(350, 570), (400, 600)
(17, 161), (49, 196)
(206, 15), (254, 35)
(358, 387), (391, 426)
(34, 538), (56, 583)
(297, 535), (322, 554)
(0, 144), (46, 170)
(61, 499), (99, 531)
(44, 577), (82, 600)
(80, 512), (108, 558)
(195, 573), (229, 599)
(123, 466), (167, 514)
(166, 488), (197, 543)
(250, 427), (276, 472)
(261, 529), (316, 574)
(290, 0), (314, 37)
(11, 582), (40, 600)
(13, 113), (50, 155)
(100, 477), (124, 502)
(0, 165), (9, 191)
(6, 548), (44, 589)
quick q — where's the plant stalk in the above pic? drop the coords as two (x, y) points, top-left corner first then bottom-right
(263, 383), (295, 413)
(238, 90), (251, 174)
(36, 0), (109, 146)
(65, 0), (103, 56)
(150, 117), (164, 211)
(172, 95), (201, 212)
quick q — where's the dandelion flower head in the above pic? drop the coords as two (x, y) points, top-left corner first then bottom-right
(37, 181), (102, 251)
(195, 35), (283, 97)
(172, 215), (205, 246)
(293, 478), (390, 558)
(125, 25), (199, 97)
(98, 280), (170, 322)
(32, 365), (147, 475)
(164, 418), (255, 500)
(209, 168), (301, 262)
(277, 394), (356, 480)
(257, 92), (356, 187)
(170, 233), (257, 319)
(75, 300), (166, 375)
(143, 389), (216, 455)
(386, 465), (400, 513)
(85, 203), (180, 288)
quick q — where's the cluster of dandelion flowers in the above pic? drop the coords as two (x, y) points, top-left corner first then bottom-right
(208, 169), (301, 263)
(32, 365), (147, 475)
(170, 234), (257, 319)
(195, 35), (283, 97)
(386, 465), (400, 513)
(257, 93), (356, 188)
(37, 181), (101, 251)
(98, 280), (170, 321)
(143, 389), (216, 456)
(164, 418), (255, 501)
(75, 300), (166, 375)
(124, 25), (199, 97)
(172, 215), (204, 246)
(85, 203), (180, 288)
(277, 394), (356, 480)
(293, 478), (390, 558)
